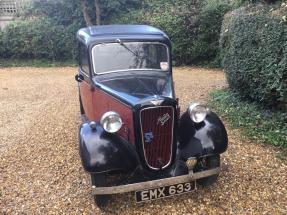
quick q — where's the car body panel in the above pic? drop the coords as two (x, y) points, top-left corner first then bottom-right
(77, 25), (172, 76)
(178, 111), (228, 160)
(76, 24), (228, 180)
(91, 86), (135, 144)
(79, 122), (139, 173)
(77, 25), (171, 47)
(79, 79), (95, 119)
(79, 122), (189, 179)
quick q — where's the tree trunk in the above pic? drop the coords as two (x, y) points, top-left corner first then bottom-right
(81, 0), (93, 26)
(94, 0), (101, 25)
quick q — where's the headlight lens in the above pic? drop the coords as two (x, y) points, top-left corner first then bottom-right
(188, 103), (208, 123)
(100, 111), (122, 133)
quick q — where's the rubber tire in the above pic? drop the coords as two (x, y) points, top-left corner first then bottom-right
(196, 154), (220, 187)
(91, 173), (109, 208)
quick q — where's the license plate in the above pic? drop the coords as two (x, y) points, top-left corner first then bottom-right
(135, 181), (196, 203)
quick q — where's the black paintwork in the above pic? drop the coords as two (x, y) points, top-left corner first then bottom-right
(77, 25), (171, 48)
(94, 70), (175, 106)
(178, 111), (228, 160)
(77, 24), (228, 180)
(79, 107), (228, 177)
(79, 121), (189, 180)
(79, 122), (139, 173)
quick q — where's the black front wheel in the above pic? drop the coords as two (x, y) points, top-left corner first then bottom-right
(91, 173), (109, 208)
(195, 154), (220, 186)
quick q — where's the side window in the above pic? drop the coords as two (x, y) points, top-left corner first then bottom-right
(79, 43), (90, 75)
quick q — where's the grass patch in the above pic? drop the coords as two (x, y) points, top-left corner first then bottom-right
(209, 89), (287, 148)
(0, 58), (77, 67)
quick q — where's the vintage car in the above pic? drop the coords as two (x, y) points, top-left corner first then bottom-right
(75, 25), (228, 207)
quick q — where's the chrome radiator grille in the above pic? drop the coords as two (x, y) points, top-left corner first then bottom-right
(140, 106), (174, 169)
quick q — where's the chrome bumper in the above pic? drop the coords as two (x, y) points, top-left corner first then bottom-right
(92, 167), (220, 195)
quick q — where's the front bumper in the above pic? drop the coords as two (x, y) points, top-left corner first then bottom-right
(92, 167), (220, 195)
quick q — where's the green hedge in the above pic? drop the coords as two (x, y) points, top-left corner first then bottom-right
(0, 18), (78, 60)
(220, 6), (287, 109)
(0, 0), (140, 61)
(0, 0), (262, 66)
(109, 0), (231, 66)
(0, 0), (231, 66)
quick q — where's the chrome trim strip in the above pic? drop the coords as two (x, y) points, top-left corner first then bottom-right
(80, 70), (89, 78)
(139, 106), (174, 170)
(92, 167), (220, 195)
(95, 69), (164, 76)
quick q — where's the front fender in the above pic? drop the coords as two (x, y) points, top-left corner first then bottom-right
(178, 111), (228, 159)
(79, 122), (139, 173)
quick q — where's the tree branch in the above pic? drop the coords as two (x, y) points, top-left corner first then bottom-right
(81, 0), (93, 26)
(94, 0), (101, 25)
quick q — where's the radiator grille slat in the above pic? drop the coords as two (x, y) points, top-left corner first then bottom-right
(140, 106), (174, 169)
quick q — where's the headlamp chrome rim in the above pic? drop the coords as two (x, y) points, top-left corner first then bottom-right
(188, 102), (208, 123)
(100, 111), (123, 133)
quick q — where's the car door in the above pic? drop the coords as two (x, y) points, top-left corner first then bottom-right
(77, 44), (95, 120)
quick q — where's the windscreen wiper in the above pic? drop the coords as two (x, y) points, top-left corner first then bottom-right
(116, 39), (153, 68)
(116, 39), (141, 59)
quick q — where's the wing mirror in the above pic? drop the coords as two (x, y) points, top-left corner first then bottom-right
(75, 74), (84, 82)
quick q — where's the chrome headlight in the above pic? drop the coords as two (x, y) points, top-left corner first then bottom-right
(188, 103), (208, 123)
(100, 111), (122, 133)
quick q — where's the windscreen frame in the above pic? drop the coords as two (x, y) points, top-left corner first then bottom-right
(91, 41), (170, 75)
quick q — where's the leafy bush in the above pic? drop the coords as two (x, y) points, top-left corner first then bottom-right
(0, 58), (76, 67)
(0, 0), (83, 60)
(210, 89), (287, 147)
(0, 0), (141, 61)
(220, 5), (287, 109)
(22, 0), (84, 26)
(0, 18), (78, 60)
(110, 0), (231, 66)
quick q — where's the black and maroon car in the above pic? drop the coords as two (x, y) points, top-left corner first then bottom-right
(75, 25), (228, 207)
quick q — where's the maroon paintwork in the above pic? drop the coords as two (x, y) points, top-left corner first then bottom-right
(80, 81), (95, 119)
(140, 106), (174, 169)
(80, 82), (135, 144)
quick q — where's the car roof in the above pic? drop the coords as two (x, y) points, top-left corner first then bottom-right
(77, 25), (171, 47)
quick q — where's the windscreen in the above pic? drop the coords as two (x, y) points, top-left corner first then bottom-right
(92, 42), (169, 74)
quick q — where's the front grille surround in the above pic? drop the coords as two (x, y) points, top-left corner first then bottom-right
(139, 106), (174, 170)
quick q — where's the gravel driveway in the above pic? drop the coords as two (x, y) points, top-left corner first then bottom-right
(0, 67), (286, 214)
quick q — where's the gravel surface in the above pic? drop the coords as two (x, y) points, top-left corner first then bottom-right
(0, 67), (286, 214)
